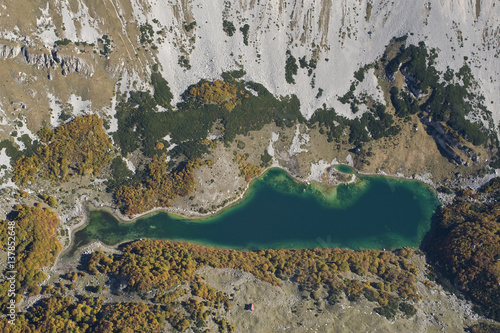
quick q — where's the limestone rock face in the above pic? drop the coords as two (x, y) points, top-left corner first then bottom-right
(0, 0), (497, 135)
(0, 0), (498, 117)
(53, 52), (94, 77)
(0, 43), (21, 59)
(20, 46), (94, 77)
(22, 46), (57, 69)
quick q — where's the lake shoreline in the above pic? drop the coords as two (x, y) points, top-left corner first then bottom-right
(85, 164), (439, 225)
(84, 164), (332, 224)
(61, 160), (455, 261)
(63, 164), (440, 257)
(67, 168), (440, 257)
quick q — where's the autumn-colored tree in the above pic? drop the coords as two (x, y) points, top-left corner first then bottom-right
(87, 239), (421, 319)
(234, 154), (262, 182)
(0, 205), (62, 311)
(13, 115), (112, 185)
(426, 193), (500, 321)
(188, 80), (244, 111)
(3, 295), (175, 333)
(114, 156), (208, 216)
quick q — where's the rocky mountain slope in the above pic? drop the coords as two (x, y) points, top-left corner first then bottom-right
(0, 1), (499, 332)
(0, 0), (498, 132)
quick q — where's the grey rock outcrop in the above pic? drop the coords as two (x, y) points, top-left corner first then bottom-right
(1, 44), (95, 77)
(420, 115), (478, 166)
(401, 66), (424, 98)
(0, 44), (21, 59)
(52, 51), (94, 77)
(22, 46), (57, 69)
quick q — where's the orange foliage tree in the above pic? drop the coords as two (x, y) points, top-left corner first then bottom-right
(426, 194), (500, 320)
(114, 155), (207, 216)
(87, 239), (421, 317)
(188, 80), (243, 111)
(13, 115), (113, 185)
(0, 205), (62, 310)
(235, 154), (262, 182)
(1, 296), (176, 333)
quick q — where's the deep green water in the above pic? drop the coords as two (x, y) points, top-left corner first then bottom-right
(68, 169), (439, 256)
(335, 164), (354, 174)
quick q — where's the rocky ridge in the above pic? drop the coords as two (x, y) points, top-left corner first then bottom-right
(0, 0), (497, 123)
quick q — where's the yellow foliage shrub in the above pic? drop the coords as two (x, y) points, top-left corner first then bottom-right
(188, 80), (242, 111)
(13, 115), (112, 185)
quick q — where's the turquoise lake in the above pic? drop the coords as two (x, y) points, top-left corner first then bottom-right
(335, 164), (354, 174)
(68, 168), (440, 256)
